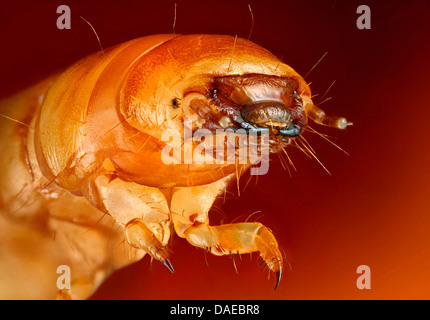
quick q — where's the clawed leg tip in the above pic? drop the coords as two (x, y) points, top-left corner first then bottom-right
(162, 258), (175, 274)
(273, 269), (282, 291)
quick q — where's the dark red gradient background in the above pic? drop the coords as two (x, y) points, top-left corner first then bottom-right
(1, 0), (430, 299)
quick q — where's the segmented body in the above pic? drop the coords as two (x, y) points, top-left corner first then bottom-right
(0, 34), (349, 299)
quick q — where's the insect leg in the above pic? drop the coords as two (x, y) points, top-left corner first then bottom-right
(170, 176), (283, 289)
(125, 218), (172, 270)
(183, 222), (283, 289)
(83, 173), (172, 268)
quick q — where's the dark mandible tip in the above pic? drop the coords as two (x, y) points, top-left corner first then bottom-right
(279, 123), (301, 137)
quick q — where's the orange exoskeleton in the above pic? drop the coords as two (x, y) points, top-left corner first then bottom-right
(0, 34), (350, 299)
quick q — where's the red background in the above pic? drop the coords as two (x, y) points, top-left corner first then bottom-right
(1, 0), (429, 299)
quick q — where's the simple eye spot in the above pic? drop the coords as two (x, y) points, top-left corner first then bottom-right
(171, 97), (181, 109)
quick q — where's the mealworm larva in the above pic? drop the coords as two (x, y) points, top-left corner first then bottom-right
(0, 34), (351, 299)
